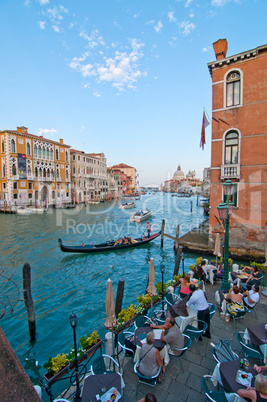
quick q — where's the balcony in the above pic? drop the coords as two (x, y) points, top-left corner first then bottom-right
(220, 164), (241, 180)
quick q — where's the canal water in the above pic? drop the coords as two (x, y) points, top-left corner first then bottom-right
(0, 193), (211, 395)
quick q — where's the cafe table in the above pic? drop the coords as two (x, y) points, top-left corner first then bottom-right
(243, 323), (267, 363)
(133, 326), (170, 365)
(81, 373), (121, 402)
(212, 360), (256, 402)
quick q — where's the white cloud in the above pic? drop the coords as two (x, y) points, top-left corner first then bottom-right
(52, 25), (60, 33)
(179, 21), (196, 36)
(154, 21), (163, 33)
(190, 13), (194, 18)
(46, 5), (68, 22)
(168, 11), (177, 22)
(38, 128), (57, 136)
(93, 91), (101, 97)
(38, 21), (46, 30)
(24, 0), (31, 6)
(211, 0), (230, 5)
(80, 29), (105, 49)
(39, 0), (49, 4)
(185, 0), (193, 6)
(202, 47), (208, 52)
(133, 13), (140, 18)
(69, 37), (145, 92)
(147, 20), (155, 25)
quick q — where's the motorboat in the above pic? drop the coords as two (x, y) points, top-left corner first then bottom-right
(119, 202), (135, 210)
(16, 207), (32, 215)
(198, 197), (209, 206)
(130, 208), (152, 223)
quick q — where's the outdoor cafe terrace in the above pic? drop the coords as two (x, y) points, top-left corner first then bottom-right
(55, 278), (267, 402)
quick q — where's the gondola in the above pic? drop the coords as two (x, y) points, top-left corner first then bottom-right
(58, 231), (161, 253)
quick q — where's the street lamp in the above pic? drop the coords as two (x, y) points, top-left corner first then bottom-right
(216, 180), (234, 292)
(69, 312), (81, 401)
(160, 264), (165, 313)
(181, 252), (185, 278)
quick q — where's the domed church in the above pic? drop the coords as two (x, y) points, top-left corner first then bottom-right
(173, 164), (185, 181)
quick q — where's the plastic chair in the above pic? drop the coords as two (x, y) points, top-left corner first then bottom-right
(91, 354), (120, 375)
(201, 375), (228, 401)
(134, 314), (154, 329)
(226, 306), (248, 332)
(169, 334), (192, 370)
(183, 320), (208, 353)
(209, 303), (217, 323)
(212, 347), (239, 364)
(236, 332), (264, 363)
(117, 331), (135, 359)
(134, 359), (161, 395)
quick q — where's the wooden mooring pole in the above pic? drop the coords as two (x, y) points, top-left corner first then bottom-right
(161, 219), (165, 247)
(115, 279), (124, 317)
(173, 246), (183, 277)
(23, 262), (36, 341)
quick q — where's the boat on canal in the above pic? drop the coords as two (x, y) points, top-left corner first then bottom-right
(58, 231), (160, 253)
(130, 208), (152, 223)
(119, 201), (135, 209)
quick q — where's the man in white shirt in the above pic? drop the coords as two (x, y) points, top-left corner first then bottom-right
(201, 259), (215, 285)
(186, 284), (211, 339)
(243, 284), (260, 308)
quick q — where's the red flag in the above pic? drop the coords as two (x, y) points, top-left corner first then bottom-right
(200, 111), (210, 150)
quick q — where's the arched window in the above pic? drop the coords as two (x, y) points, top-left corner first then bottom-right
(225, 131), (239, 165)
(226, 71), (240, 107)
(26, 142), (31, 155)
(50, 149), (53, 160)
(27, 166), (32, 177)
(12, 163), (17, 175)
(2, 164), (5, 177)
(34, 145), (37, 157)
(46, 149), (49, 159)
(1, 140), (4, 152)
(42, 147), (45, 158)
(35, 167), (38, 178)
(11, 139), (16, 153)
(47, 168), (50, 178)
(66, 170), (69, 179)
(39, 168), (42, 178)
(52, 190), (55, 199)
(65, 151), (68, 162)
(55, 149), (59, 160)
(38, 146), (41, 157)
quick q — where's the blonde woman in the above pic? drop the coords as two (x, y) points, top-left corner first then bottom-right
(139, 331), (165, 382)
(237, 374), (267, 401)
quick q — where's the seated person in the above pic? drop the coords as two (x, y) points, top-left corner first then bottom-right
(139, 332), (165, 382)
(241, 266), (260, 291)
(115, 238), (123, 245)
(237, 373), (267, 401)
(138, 393), (157, 402)
(178, 274), (191, 295)
(213, 264), (224, 281)
(122, 236), (129, 244)
(201, 259), (215, 284)
(150, 317), (184, 355)
(243, 284), (260, 308)
(225, 285), (243, 304)
(193, 263), (206, 282)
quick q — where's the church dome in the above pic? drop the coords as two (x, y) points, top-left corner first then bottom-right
(173, 164), (185, 180)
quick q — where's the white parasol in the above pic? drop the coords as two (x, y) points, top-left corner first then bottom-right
(213, 233), (222, 267)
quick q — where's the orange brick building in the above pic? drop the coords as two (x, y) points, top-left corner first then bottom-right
(208, 40), (267, 259)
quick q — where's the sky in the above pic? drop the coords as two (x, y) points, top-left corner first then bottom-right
(1, 0), (266, 186)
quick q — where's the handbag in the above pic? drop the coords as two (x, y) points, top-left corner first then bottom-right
(125, 338), (136, 356)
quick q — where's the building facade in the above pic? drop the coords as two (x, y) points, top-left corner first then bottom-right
(70, 150), (108, 202)
(0, 126), (71, 207)
(110, 163), (136, 193)
(208, 40), (267, 257)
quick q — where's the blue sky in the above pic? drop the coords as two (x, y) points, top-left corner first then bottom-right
(1, 0), (266, 186)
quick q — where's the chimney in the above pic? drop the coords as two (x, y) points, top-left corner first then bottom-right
(213, 39), (228, 60)
(59, 138), (63, 144)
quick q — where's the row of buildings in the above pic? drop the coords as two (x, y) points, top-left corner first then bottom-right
(161, 164), (205, 194)
(0, 126), (137, 207)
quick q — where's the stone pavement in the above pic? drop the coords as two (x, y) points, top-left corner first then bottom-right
(121, 281), (267, 402)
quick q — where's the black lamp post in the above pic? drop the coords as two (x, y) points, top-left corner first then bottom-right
(160, 264), (165, 312)
(181, 252), (185, 278)
(216, 180), (234, 292)
(69, 312), (81, 401)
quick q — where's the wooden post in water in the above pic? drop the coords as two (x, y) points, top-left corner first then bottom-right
(174, 225), (179, 254)
(23, 262), (36, 340)
(161, 219), (165, 247)
(190, 200), (193, 213)
(173, 246), (183, 277)
(115, 279), (124, 317)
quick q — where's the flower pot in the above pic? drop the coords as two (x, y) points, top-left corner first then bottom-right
(44, 338), (103, 384)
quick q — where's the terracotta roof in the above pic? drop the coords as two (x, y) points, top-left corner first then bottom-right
(111, 163), (135, 169)
(0, 327), (41, 401)
(0, 129), (70, 148)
